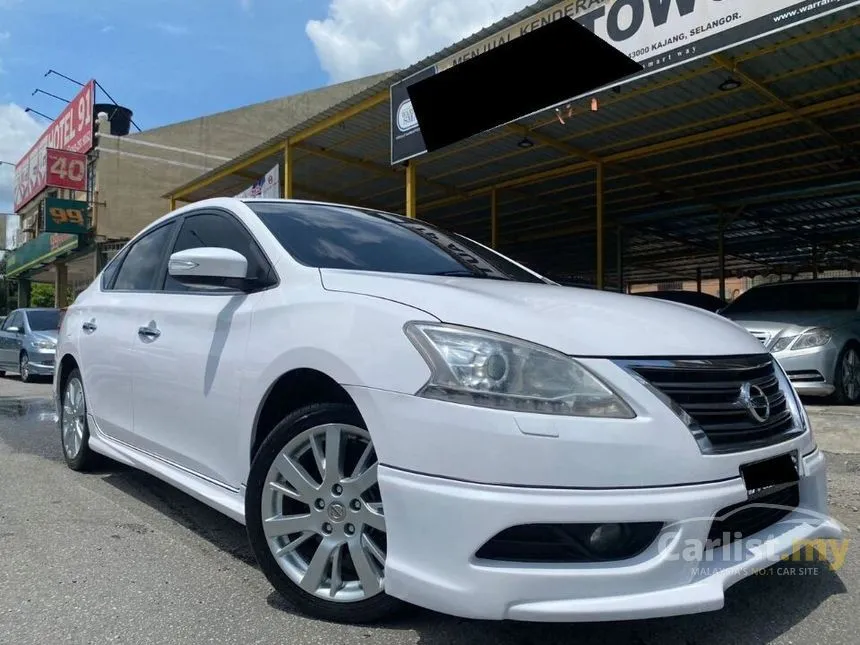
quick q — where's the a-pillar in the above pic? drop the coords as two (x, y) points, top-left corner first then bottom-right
(405, 161), (417, 219)
(55, 262), (68, 308)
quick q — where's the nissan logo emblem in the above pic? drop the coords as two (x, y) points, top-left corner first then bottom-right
(738, 382), (771, 423)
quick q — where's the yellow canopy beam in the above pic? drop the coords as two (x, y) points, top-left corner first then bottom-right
(406, 162), (417, 219)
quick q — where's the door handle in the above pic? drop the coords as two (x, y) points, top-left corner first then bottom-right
(138, 325), (161, 340)
(82, 320), (97, 333)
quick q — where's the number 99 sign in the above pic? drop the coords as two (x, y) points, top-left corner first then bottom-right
(42, 198), (90, 234)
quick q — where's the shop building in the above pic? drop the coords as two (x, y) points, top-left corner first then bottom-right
(3, 72), (390, 309)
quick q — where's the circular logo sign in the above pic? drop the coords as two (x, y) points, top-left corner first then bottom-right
(396, 99), (418, 133)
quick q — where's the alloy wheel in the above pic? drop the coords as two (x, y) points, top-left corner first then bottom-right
(261, 423), (386, 602)
(62, 377), (86, 459)
(842, 347), (860, 402)
(20, 355), (29, 382)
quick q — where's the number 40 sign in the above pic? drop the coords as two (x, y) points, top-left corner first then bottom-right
(47, 148), (88, 192)
(42, 197), (91, 235)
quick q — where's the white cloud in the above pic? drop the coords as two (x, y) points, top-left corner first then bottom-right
(0, 103), (43, 218)
(306, 0), (532, 83)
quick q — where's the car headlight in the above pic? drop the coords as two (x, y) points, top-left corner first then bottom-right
(33, 340), (57, 351)
(770, 335), (796, 353)
(404, 322), (635, 418)
(770, 328), (832, 353)
(792, 327), (832, 350)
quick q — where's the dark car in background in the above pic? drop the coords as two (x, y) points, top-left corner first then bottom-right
(634, 290), (727, 313)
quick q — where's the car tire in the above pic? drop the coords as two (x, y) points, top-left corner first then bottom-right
(832, 342), (860, 405)
(60, 368), (100, 471)
(245, 402), (404, 624)
(19, 352), (34, 383)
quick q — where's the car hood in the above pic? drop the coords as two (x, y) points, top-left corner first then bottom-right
(721, 309), (857, 333)
(320, 270), (765, 357)
(30, 330), (58, 344)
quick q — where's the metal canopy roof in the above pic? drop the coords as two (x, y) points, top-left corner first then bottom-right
(168, 2), (860, 287)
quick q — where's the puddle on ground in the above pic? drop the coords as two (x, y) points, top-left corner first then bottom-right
(0, 398), (57, 423)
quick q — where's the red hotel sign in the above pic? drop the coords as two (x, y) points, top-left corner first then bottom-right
(46, 149), (88, 191)
(13, 79), (95, 211)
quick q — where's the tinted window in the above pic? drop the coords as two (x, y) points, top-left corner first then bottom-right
(163, 212), (268, 292)
(112, 223), (176, 291)
(723, 282), (860, 314)
(26, 310), (61, 331)
(248, 202), (546, 283)
(3, 312), (22, 331)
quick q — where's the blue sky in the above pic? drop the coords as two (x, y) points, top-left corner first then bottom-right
(0, 0), (528, 243)
(0, 0), (329, 130)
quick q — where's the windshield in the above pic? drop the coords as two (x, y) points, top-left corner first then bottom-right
(722, 282), (860, 314)
(26, 309), (61, 331)
(247, 201), (548, 284)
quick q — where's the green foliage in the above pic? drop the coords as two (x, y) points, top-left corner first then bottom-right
(30, 283), (55, 308)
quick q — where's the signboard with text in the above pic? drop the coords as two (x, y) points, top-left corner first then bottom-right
(235, 164), (280, 199)
(390, 0), (860, 164)
(13, 79), (95, 210)
(48, 148), (88, 192)
(42, 197), (91, 235)
(4, 231), (79, 278)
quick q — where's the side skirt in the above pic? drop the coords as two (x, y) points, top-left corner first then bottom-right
(87, 414), (247, 525)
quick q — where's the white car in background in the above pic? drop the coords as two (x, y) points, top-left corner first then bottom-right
(54, 198), (841, 624)
(721, 279), (860, 404)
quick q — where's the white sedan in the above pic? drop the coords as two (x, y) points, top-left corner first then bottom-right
(54, 197), (842, 624)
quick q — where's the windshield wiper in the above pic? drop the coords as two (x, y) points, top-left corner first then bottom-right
(429, 270), (478, 277)
(428, 270), (511, 281)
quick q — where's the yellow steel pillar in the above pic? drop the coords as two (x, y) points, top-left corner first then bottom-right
(405, 161), (417, 219)
(616, 226), (624, 293)
(490, 189), (498, 249)
(596, 163), (605, 290)
(169, 197), (176, 211)
(283, 140), (294, 199)
(55, 262), (68, 308)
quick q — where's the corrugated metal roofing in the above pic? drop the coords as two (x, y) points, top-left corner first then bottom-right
(168, 2), (860, 286)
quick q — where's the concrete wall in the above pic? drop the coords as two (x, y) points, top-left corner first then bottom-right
(94, 73), (391, 240)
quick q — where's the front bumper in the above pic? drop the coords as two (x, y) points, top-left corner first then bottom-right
(773, 344), (839, 397)
(378, 449), (842, 622)
(27, 349), (56, 376)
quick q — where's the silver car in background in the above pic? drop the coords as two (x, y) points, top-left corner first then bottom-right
(0, 308), (61, 382)
(720, 278), (860, 404)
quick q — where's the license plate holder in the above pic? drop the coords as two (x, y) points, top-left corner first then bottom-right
(740, 452), (799, 500)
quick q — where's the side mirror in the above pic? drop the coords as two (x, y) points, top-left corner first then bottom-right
(6, 326), (20, 334)
(168, 247), (249, 290)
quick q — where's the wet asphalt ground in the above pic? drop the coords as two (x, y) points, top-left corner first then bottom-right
(1, 377), (860, 645)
